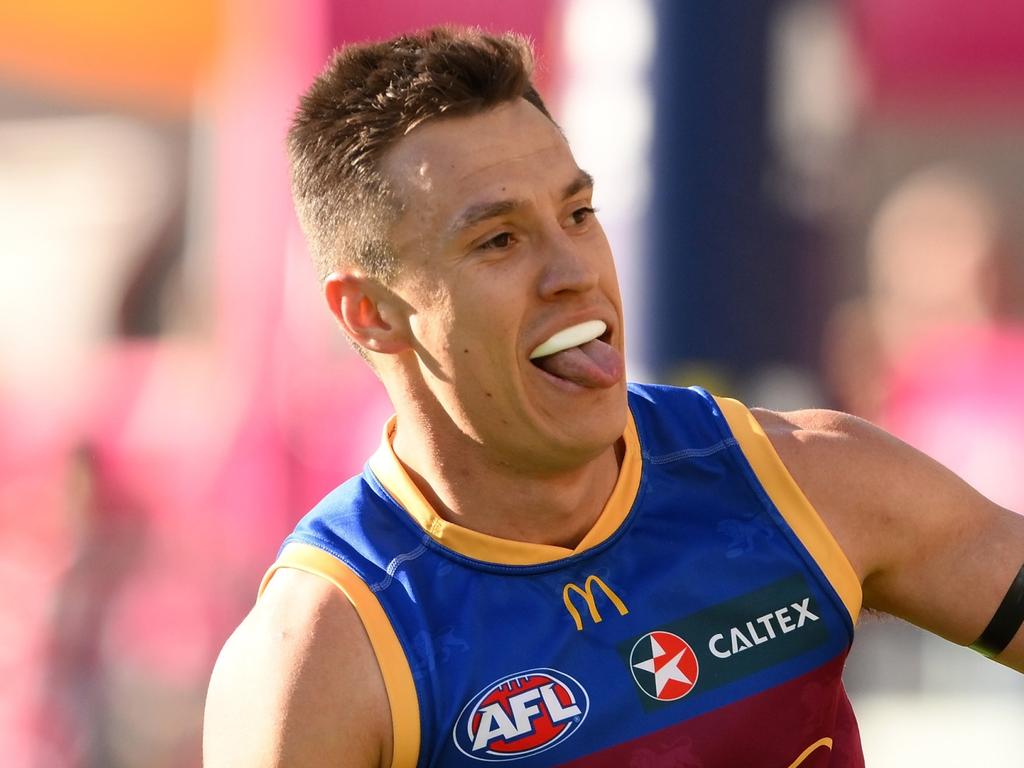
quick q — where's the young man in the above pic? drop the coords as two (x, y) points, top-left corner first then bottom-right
(203, 27), (1024, 768)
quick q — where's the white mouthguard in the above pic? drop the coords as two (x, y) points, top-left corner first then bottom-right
(529, 320), (607, 360)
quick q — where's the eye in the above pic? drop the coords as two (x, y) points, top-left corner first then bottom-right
(477, 232), (515, 251)
(566, 206), (597, 227)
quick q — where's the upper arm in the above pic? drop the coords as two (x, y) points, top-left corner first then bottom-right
(752, 406), (1024, 673)
(203, 568), (392, 768)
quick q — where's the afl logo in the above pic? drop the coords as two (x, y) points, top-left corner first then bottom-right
(453, 668), (589, 761)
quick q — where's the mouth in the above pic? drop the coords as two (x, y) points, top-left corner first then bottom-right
(528, 320), (622, 389)
(529, 320), (608, 360)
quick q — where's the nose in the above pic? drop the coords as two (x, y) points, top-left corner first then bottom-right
(537, 230), (600, 300)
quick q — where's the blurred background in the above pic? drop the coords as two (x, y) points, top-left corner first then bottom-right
(1, 0), (1022, 765)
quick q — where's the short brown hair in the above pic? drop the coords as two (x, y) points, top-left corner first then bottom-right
(288, 26), (553, 283)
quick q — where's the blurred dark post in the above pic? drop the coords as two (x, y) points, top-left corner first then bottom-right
(649, 0), (811, 387)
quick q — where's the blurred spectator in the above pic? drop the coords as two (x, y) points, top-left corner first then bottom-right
(832, 166), (1024, 732)
(32, 444), (144, 767)
(825, 164), (1024, 512)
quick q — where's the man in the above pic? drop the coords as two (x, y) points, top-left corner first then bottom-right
(203, 27), (1024, 768)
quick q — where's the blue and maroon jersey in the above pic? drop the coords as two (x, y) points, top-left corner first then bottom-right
(260, 384), (864, 767)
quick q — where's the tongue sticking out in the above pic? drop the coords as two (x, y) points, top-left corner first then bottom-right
(533, 338), (623, 388)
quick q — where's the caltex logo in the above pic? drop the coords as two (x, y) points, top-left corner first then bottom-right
(453, 668), (589, 761)
(630, 631), (700, 701)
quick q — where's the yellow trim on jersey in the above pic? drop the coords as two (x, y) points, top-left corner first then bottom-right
(366, 411), (643, 566)
(787, 737), (833, 768)
(259, 543), (420, 768)
(715, 396), (863, 625)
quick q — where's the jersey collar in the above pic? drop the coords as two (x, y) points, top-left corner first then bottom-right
(367, 411), (642, 565)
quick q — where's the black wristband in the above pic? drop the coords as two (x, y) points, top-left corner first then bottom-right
(970, 561), (1024, 659)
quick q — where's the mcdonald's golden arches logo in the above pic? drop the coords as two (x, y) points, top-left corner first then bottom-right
(562, 575), (629, 631)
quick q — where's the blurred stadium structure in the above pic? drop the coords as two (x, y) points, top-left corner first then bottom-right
(0, 1), (1022, 765)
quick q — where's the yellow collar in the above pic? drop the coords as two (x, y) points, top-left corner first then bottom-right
(367, 413), (642, 565)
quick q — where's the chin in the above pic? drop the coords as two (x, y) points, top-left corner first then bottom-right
(548, 399), (628, 460)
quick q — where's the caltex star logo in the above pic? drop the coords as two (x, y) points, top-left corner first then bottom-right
(629, 630), (699, 701)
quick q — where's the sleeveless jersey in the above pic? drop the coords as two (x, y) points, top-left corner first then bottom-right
(260, 384), (865, 767)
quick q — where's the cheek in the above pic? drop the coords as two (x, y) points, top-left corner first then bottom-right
(448, 304), (521, 382)
(596, 251), (623, 300)
(407, 298), (456, 363)
(457, 314), (518, 368)
(418, 265), (532, 367)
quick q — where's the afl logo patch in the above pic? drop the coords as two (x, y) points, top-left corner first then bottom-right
(630, 631), (699, 701)
(453, 668), (589, 761)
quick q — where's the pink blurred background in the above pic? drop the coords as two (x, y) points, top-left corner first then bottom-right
(1, 1), (1022, 766)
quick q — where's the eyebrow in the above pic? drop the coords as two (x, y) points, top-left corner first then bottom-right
(447, 169), (595, 237)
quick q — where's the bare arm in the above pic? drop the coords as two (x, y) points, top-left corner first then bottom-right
(753, 407), (1024, 672)
(203, 568), (392, 767)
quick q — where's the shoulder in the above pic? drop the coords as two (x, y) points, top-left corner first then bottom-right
(748, 405), (939, 511)
(747, 406), (944, 578)
(203, 568), (391, 768)
(747, 406), (1024, 659)
(748, 406), (899, 491)
(748, 404), (984, 521)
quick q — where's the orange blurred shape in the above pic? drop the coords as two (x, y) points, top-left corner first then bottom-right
(0, 0), (223, 114)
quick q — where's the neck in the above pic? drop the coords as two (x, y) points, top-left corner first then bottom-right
(390, 413), (624, 550)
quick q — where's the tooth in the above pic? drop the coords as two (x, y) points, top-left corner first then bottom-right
(530, 320), (607, 359)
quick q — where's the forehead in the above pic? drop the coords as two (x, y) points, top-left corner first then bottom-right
(380, 100), (581, 231)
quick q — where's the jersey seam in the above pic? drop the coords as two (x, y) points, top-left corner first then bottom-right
(642, 438), (740, 464)
(368, 544), (431, 593)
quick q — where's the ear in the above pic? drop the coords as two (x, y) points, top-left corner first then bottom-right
(324, 272), (410, 355)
